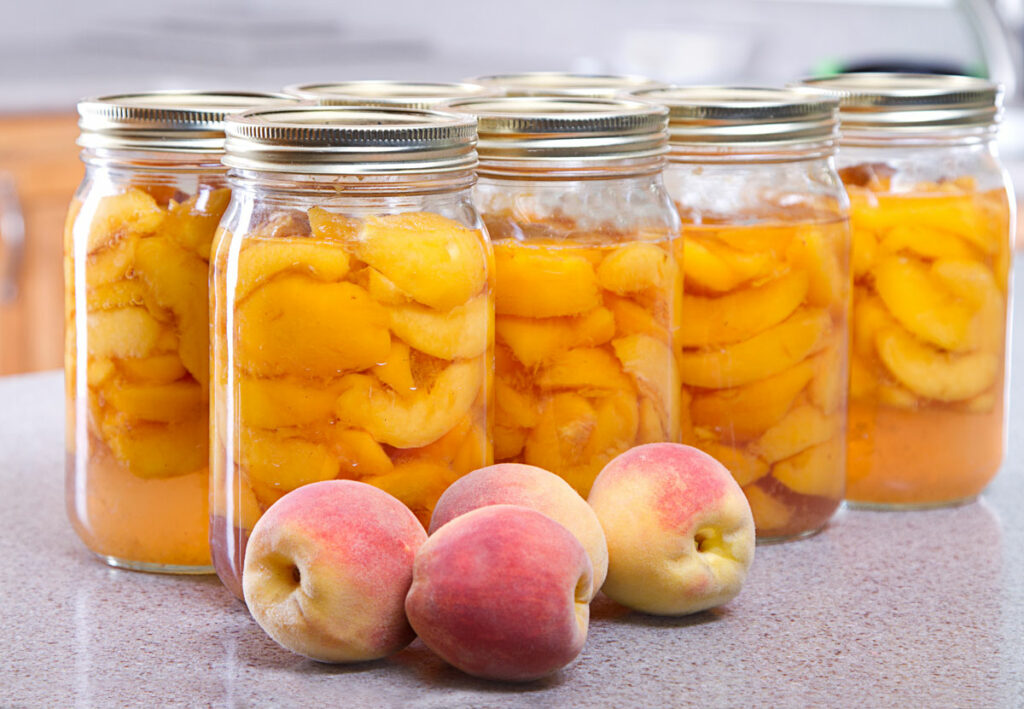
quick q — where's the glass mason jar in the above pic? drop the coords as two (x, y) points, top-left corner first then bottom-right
(632, 87), (850, 541)
(466, 72), (665, 98)
(801, 74), (1013, 508)
(284, 80), (499, 107)
(443, 96), (681, 497)
(65, 91), (292, 573)
(211, 106), (492, 598)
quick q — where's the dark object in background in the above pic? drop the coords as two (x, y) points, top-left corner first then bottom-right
(840, 58), (977, 76)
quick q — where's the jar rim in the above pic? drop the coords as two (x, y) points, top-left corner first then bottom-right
(465, 72), (666, 98)
(222, 104), (478, 175)
(283, 80), (500, 108)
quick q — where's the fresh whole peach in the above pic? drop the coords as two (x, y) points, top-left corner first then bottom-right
(406, 504), (592, 682)
(588, 443), (755, 615)
(428, 463), (608, 598)
(242, 480), (427, 663)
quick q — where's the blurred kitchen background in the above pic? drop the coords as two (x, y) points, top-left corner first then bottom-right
(2, 0), (1023, 375)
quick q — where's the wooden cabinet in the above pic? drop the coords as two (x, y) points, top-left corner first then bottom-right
(0, 114), (82, 375)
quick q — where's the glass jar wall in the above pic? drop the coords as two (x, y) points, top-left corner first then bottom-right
(65, 91), (291, 572)
(802, 73), (1012, 508)
(211, 106), (492, 598)
(466, 72), (665, 98)
(285, 80), (499, 107)
(633, 87), (850, 540)
(445, 96), (681, 497)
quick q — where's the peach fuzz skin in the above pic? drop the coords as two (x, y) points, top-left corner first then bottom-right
(242, 480), (427, 663)
(428, 463), (608, 599)
(406, 505), (592, 682)
(588, 443), (755, 616)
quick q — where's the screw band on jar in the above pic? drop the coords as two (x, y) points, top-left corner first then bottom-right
(284, 80), (500, 108)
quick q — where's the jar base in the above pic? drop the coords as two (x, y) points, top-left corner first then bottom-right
(95, 553), (215, 575)
(845, 494), (979, 512)
(755, 524), (827, 545)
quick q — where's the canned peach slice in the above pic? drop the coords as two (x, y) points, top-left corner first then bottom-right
(696, 440), (769, 488)
(86, 280), (148, 312)
(104, 380), (204, 423)
(856, 194), (990, 251)
(772, 438), (844, 499)
(535, 347), (635, 393)
(362, 460), (455, 526)
(753, 403), (838, 463)
(237, 275), (390, 378)
(87, 307), (164, 359)
(86, 236), (137, 288)
(235, 237), (351, 302)
(741, 484), (794, 533)
(362, 267), (413, 305)
(603, 294), (668, 340)
(324, 428), (395, 478)
(875, 326), (998, 402)
(874, 255), (979, 352)
(237, 375), (342, 428)
(374, 339), (416, 393)
(495, 307), (615, 369)
(690, 359), (815, 440)
(853, 294), (897, 359)
(523, 392), (597, 472)
(333, 359), (484, 448)
(86, 189), (165, 253)
(851, 228), (877, 280)
(611, 334), (680, 431)
(355, 212), (487, 310)
(679, 308), (831, 389)
(117, 354), (188, 384)
(494, 245), (601, 317)
(102, 416), (207, 479)
(808, 340), (845, 415)
(681, 238), (775, 293)
(307, 206), (360, 241)
(163, 188), (232, 260)
(679, 270), (808, 347)
(494, 425), (528, 460)
(595, 242), (673, 295)
(241, 428), (341, 491)
(881, 224), (980, 262)
(495, 380), (541, 429)
(785, 226), (843, 308)
(87, 358), (116, 387)
(387, 294), (490, 360)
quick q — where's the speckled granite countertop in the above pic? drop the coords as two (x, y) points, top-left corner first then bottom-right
(5, 348), (1024, 705)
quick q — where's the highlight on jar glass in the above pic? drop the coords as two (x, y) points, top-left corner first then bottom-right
(284, 80), (500, 108)
(631, 86), (849, 541)
(465, 72), (666, 98)
(211, 105), (492, 598)
(443, 95), (681, 497)
(800, 73), (1012, 509)
(65, 91), (295, 573)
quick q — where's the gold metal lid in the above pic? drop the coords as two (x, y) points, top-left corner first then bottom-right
(467, 72), (666, 98)
(222, 105), (477, 175)
(77, 91), (299, 152)
(284, 80), (500, 109)
(630, 86), (838, 147)
(441, 96), (668, 163)
(798, 73), (1001, 132)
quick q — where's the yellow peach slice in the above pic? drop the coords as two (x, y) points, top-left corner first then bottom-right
(494, 425), (528, 460)
(523, 393), (598, 473)
(851, 228), (877, 280)
(362, 459), (454, 519)
(104, 380), (204, 422)
(604, 293), (669, 340)
(586, 389), (640, 461)
(494, 243), (601, 317)
(217, 474), (264, 530)
(786, 225), (844, 308)
(848, 353), (878, 400)
(700, 441), (770, 487)
(355, 212), (487, 310)
(863, 194), (992, 253)
(237, 275), (390, 378)
(241, 429), (340, 491)
(87, 189), (165, 253)
(612, 333), (680, 435)
(682, 239), (773, 293)
(86, 236), (137, 289)
(881, 224), (979, 262)
(636, 396), (668, 444)
(327, 428), (395, 478)
(712, 223), (796, 256)
(451, 421), (489, 475)
(771, 437), (844, 499)
(307, 206), (360, 242)
(103, 416), (207, 479)
(496, 307), (615, 369)
(387, 294), (490, 360)
(160, 189), (230, 261)
(743, 484), (794, 534)
(86, 280), (148, 312)
(679, 308), (831, 389)
(333, 359), (484, 448)
(495, 380), (541, 429)
(235, 237), (351, 303)
(853, 294), (897, 359)
(931, 259), (1006, 355)
(595, 242), (672, 295)
(753, 403), (838, 463)
(88, 307), (163, 359)
(535, 347), (634, 394)
(690, 359), (815, 440)
(877, 381), (919, 409)
(117, 354), (188, 384)
(875, 326), (998, 402)
(807, 339), (845, 415)
(87, 358), (116, 387)
(375, 339), (416, 393)
(957, 391), (997, 414)
(679, 270), (809, 347)
(874, 255), (977, 352)
(364, 267), (413, 305)
(238, 375), (340, 428)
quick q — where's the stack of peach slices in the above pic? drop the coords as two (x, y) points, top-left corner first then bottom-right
(241, 442), (756, 682)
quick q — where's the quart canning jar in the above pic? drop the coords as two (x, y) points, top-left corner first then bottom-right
(65, 91), (292, 572)
(800, 73), (1013, 508)
(285, 80), (499, 107)
(467, 72), (665, 98)
(633, 87), (850, 540)
(211, 106), (492, 598)
(444, 96), (681, 497)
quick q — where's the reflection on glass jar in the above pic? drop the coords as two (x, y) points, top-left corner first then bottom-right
(802, 73), (1013, 508)
(446, 96), (681, 497)
(211, 105), (492, 598)
(633, 87), (849, 540)
(65, 92), (293, 573)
